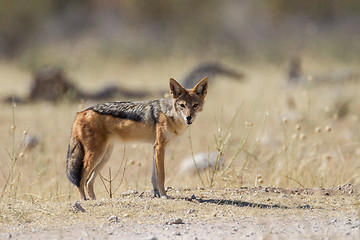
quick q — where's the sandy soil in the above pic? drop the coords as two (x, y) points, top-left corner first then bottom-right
(1, 184), (359, 239)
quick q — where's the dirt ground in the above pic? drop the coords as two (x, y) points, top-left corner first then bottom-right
(0, 184), (359, 240)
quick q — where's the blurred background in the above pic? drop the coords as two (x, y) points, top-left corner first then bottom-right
(1, 0), (360, 64)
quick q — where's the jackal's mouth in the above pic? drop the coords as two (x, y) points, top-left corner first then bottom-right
(183, 114), (193, 125)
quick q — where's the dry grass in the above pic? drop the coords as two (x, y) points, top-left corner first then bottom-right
(0, 57), (359, 204)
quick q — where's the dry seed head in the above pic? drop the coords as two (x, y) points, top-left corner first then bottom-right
(326, 155), (332, 160)
(23, 130), (28, 136)
(295, 124), (301, 131)
(265, 111), (270, 116)
(282, 117), (288, 124)
(315, 127), (321, 133)
(325, 125), (332, 132)
(11, 125), (16, 130)
(299, 133), (307, 140)
(291, 133), (298, 140)
(256, 137), (261, 144)
(19, 152), (24, 158)
(283, 146), (288, 152)
(256, 175), (264, 184)
(245, 121), (253, 127)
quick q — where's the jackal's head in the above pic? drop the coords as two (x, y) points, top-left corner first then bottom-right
(169, 77), (208, 125)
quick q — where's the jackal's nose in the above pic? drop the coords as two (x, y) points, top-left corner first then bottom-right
(186, 116), (192, 125)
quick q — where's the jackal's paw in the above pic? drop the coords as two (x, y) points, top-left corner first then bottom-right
(153, 189), (160, 198)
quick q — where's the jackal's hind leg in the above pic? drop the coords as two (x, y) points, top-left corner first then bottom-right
(80, 141), (107, 200)
(86, 143), (114, 200)
(77, 184), (87, 200)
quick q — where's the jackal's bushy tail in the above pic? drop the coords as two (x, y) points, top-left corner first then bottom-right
(66, 134), (84, 187)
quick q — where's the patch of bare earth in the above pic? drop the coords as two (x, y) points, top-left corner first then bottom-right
(1, 184), (359, 239)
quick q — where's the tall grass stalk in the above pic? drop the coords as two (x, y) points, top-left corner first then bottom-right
(222, 101), (258, 174)
(99, 146), (128, 198)
(188, 127), (205, 186)
(1, 100), (27, 199)
(208, 107), (242, 186)
(240, 110), (270, 186)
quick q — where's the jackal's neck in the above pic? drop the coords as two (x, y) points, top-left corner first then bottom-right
(158, 97), (185, 124)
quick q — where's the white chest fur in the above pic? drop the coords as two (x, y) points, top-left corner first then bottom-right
(165, 115), (188, 142)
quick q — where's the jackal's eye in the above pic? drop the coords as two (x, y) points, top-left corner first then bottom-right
(193, 103), (199, 108)
(179, 104), (185, 108)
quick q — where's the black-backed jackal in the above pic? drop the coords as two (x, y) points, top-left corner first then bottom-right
(66, 78), (208, 200)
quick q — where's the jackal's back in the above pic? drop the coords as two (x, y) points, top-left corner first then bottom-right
(85, 99), (173, 124)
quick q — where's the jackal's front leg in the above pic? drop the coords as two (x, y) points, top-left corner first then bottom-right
(152, 140), (167, 197)
(151, 153), (160, 197)
(152, 116), (168, 198)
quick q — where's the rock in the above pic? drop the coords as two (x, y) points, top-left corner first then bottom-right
(72, 201), (85, 213)
(186, 209), (195, 214)
(24, 134), (41, 150)
(180, 152), (223, 173)
(108, 215), (119, 223)
(166, 218), (184, 225)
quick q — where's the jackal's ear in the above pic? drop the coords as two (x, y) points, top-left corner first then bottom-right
(169, 78), (186, 99)
(192, 77), (208, 99)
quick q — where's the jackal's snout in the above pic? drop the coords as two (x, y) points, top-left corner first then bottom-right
(186, 116), (192, 125)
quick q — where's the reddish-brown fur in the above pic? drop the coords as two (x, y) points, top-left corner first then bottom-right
(66, 78), (208, 200)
